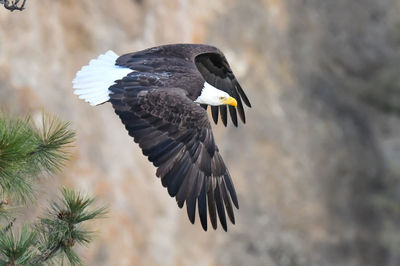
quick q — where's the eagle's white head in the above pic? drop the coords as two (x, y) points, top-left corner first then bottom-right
(195, 82), (237, 107)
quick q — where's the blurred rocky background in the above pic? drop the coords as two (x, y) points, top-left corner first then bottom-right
(1, 0), (400, 265)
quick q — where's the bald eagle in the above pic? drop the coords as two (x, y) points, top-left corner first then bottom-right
(73, 44), (251, 231)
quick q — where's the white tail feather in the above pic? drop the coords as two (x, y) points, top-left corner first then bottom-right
(72, 50), (132, 106)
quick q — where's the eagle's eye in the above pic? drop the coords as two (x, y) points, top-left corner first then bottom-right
(219, 96), (225, 100)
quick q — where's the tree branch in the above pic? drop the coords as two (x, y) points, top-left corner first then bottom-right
(1, 217), (15, 233)
(2, 0), (27, 12)
(30, 242), (62, 264)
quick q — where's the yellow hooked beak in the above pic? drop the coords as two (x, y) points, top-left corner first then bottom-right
(222, 96), (237, 108)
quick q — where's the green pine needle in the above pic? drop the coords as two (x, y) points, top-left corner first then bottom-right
(30, 114), (76, 174)
(58, 188), (107, 224)
(32, 188), (107, 265)
(0, 115), (37, 202)
(62, 246), (82, 266)
(0, 113), (105, 265)
(0, 113), (75, 203)
(0, 226), (38, 265)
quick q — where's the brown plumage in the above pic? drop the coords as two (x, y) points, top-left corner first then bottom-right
(74, 44), (251, 231)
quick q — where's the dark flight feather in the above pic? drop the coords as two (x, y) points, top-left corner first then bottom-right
(220, 105), (228, 127)
(195, 52), (251, 126)
(110, 85), (238, 231)
(215, 181), (227, 231)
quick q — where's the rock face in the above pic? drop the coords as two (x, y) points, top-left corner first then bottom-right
(1, 0), (400, 265)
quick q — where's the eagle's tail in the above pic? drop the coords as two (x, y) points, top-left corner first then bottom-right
(72, 50), (132, 106)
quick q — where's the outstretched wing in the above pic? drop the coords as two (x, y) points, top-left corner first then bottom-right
(195, 52), (251, 127)
(109, 74), (239, 231)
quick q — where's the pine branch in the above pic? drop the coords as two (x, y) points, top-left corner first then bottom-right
(0, 188), (106, 265)
(0, 114), (75, 203)
(30, 115), (76, 175)
(1, 217), (16, 234)
(31, 188), (107, 265)
(0, 113), (106, 264)
(0, 226), (37, 266)
(0, 115), (37, 202)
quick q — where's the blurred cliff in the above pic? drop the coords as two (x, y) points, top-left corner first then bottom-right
(1, 0), (400, 265)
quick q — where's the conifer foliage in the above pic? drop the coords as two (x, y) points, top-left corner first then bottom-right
(0, 114), (106, 265)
